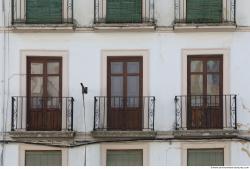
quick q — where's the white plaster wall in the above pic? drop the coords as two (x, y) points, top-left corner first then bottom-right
(155, 0), (174, 26)
(2, 144), (19, 166)
(231, 141), (250, 166)
(4, 141), (250, 166)
(236, 0), (250, 26)
(0, 33), (3, 133)
(1, 31), (250, 132)
(73, 0), (93, 27)
(149, 141), (181, 166)
(0, 0), (3, 27)
(68, 144), (100, 166)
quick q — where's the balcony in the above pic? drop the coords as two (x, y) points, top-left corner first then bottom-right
(94, 0), (155, 31)
(10, 96), (74, 138)
(174, 95), (238, 138)
(11, 0), (74, 31)
(174, 0), (236, 31)
(92, 96), (156, 138)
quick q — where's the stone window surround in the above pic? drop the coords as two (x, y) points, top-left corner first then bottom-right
(181, 48), (230, 128)
(181, 141), (230, 166)
(19, 50), (69, 130)
(101, 49), (149, 97)
(19, 144), (68, 166)
(101, 142), (149, 166)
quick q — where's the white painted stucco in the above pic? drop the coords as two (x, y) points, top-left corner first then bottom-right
(1, 0), (250, 166)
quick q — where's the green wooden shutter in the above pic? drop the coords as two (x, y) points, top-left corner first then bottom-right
(26, 0), (62, 24)
(186, 0), (222, 23)
(106, 0), (142, 23)
(187, 149), (224, 166)
(107, 150), (143, 166)
(25, 151), (62, 166)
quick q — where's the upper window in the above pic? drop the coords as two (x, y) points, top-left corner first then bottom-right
(12, 0), (73, 25)
(175, 0), (236, 24)
(25, 150), (62, 166)
(94, 0), (155, 24)
(186, 0), (222, 23)
(187, 149), (224, 166)
(106, 149), (143, 166)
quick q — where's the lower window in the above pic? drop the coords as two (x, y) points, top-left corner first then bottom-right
(25, 150), (62, 166)
(106, 149), (143, 166)
(187, 148), (224, 166)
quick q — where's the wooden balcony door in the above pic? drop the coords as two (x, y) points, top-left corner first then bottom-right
(107, 56), (143, 130)
(27, 57), (62, 131)
(187, 55), (223, 129)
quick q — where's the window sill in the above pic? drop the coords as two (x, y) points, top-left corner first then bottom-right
(174, 23), (237, 32)
(94, 23), (155, 32)
(91, 130), (157, 138)
(9, 131), (75, 139)
(11, 24), (74, 32)
(173, 129), (238, 139)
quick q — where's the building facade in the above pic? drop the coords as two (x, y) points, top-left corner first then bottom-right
(0, 0), (250, 166)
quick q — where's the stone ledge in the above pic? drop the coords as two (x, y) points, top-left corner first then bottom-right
(173, 129), (239, 139)
(94, 23), (155, 32)
(174, 23), (236, 32)
(91, 130), (157, 138)
(9, 131), (75, 138)
(11, 24), (74, 32)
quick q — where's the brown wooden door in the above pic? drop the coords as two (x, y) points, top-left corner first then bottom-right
(187, 55), (223, 129)
(27, 57), (62, 131)
(107, 56), (143, 130)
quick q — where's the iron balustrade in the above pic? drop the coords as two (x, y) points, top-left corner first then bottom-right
(175, 0), (236, 24)
(94, 0), (155, 24)
(94, 96), (155, 131)
(11, 0), (73, 25)
(11, 96), (74, 131)
(175, 95), (237, 130)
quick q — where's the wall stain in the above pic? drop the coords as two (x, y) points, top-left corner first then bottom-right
(240, 141), (250, 159)
(241, 147), (250, 158)
(240, 97), (250, 113)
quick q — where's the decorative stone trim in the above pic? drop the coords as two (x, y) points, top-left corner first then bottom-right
(174, 24), (237, 32)
(91, 131), (157, 138)
(94, 23), (155, 32)
(9, 131), (75, 138)
(173, 129), (239, 139)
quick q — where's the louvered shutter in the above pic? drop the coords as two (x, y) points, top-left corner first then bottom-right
(186, 0), (222, 23)
(187, 149), (224, 166)
(26, 0), (62, 24)
(25, 151), (62, 166)
(106, 0), (142, 23)
(106, 150), (143, 166)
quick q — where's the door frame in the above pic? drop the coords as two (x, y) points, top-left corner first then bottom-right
(107, 56), (143, 130)
(181, 49), (230, 129)
(20, 50), (69, 130)
(26, 56), (63, 131)
(187, 55), (223, 129)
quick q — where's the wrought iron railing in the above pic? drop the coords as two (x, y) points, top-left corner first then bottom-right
(175, 0), (236, 24)
(94, 96), (155, 131)
(11, 96), (74, 131)
(94, 0), (155, 24)
(12, 0), (73, 25)
(175, 95), (237, 130)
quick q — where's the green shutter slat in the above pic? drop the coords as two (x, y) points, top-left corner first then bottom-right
(25, 151), (62, 166)
(106, 0), (142, 23)
(107, 150), (143, 166)
(26, 0), (62, 24)
(187, 149), (224, 166)
(186, 0), (222, 23)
